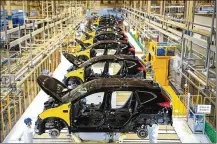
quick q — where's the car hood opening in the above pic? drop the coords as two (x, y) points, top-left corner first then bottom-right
(63, 53), (82, 68)
(75, 38), (90, 49)
(37, 75), (70, 102)
(82, 31), (92, 39)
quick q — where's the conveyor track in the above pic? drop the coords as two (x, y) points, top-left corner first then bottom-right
(33, 125), (181, 143)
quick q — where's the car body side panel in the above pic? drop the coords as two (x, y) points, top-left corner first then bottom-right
(84, 38), (93, 44)
(89, 31), (96, 36)
(39, 103), (71, 126)
(65, 68), (85, 81)
(76, 49), (91, 58)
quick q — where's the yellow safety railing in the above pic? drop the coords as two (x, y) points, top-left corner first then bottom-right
(172, 93), (216, 127)
(0, 48), (60, 142)
(188, 73), (216, 128)
(62, 46), (79, 54)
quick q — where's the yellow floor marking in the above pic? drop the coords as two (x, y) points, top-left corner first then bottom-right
(125, 133), (179, 140)
(184, 123), (192, 135)
(34, 132), (70, 139)
(163, 86), (187, 117)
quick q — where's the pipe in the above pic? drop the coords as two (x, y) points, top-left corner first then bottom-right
(183, 61), (216, 88)
(187, 70), (206, 86)
(1, 53), (18, 65)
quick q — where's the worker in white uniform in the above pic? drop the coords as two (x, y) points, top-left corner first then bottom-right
(80, 23), (85, 32)
(147, 124), (159, 143)
(18, 118), (34, 143)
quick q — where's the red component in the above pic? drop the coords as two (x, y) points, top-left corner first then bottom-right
(137, 61), (147, 71)
(157, 35), (159, 42)
(157, 102), (171, 108)
(137, 67), (146, 71)
(157, 91), (171, 107)
(123, 37), (128, 40)
(160, 91), (170, 102)
(128, 47), (135, 52)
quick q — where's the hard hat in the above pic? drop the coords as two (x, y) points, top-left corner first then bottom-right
(24, 118), (32, 125)
(41, 69), (50, 76)
(81, 98), (86, 104)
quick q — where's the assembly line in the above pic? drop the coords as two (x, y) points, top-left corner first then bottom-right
(1, 1), (216, 143)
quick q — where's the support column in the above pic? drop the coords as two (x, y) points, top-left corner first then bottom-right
(140, 0), (143, 11)
(133, 1), (137, 9)
(52, 0), (56, 16)
(6, 1), (13, 29)
(205, 0), (216, 87)
(159, 33), (164, 42)
(129, 0), (132, 7)
(184, 1), (195, 58)
(147, 1), (151, 14)
(24, 1), (28, 23)
(185, 1), (195, 23)
(27, 1), (31, 18)
(216, 0), (217, 96)
(160, 0), (165, 15)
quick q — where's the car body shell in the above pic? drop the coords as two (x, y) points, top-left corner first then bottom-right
(79, 31), (128, 49)
(73, 40), (135, 60)
(35, 77), (172, 135)
(63, 54), (146, 86)
(84, 26), (123, 37)
(93, 16), (117, 27)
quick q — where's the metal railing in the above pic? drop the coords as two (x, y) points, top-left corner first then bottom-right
(0, 48), (60, 142)
(172, 93), (216, 128)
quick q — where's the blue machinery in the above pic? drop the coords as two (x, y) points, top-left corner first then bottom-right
(187, 94), (206, 134)
(1, 53), (17, 65)
(188, 108), (206, 134)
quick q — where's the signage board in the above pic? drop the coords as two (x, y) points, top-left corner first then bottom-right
(196, 105), (211, 114)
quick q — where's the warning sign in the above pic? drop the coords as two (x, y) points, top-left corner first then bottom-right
(196, 105), (211, 114)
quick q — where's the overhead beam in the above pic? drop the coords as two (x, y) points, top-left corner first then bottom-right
(160, 0), (165, 15)
(6, 1), (13, 29)
(147, 1), (151, 13)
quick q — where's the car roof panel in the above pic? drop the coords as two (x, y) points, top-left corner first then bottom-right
(80, 54), (139, 67)
(61, 78), (161, 103)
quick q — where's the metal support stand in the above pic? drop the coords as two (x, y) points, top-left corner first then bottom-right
(187, 93), (191, 122)
(216, 0), (217, 97)
(106, 132), (115, 143)
(119, 133), (127, 143)
(71, 133), (82, 143)
(187, 93), (206, 134)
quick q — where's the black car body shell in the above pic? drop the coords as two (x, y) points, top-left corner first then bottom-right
(35, 76), (173, 135)
(97, 26), (123, 33)
(63, 54), (147, 87)
(64, 54), (143, 71)
(78, 39), (132, 49)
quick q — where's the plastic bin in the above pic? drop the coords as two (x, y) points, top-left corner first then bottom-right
(167, 50), (175, 56)
(157, 48), (165, 56)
